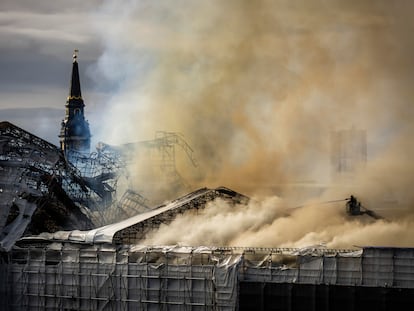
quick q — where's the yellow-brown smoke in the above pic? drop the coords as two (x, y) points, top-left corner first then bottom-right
(142, 197), (414, 249)
(93, 1), (414, 247)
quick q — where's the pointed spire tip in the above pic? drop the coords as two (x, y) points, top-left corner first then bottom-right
(73, 49), (79, 63)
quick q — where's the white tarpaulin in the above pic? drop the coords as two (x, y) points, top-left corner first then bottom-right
(1, 244), (414, 310)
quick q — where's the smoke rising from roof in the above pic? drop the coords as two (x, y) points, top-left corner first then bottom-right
(142, 197), (414, 249)
(92, 1), (414, 247)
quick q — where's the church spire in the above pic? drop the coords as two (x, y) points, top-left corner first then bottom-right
(69, 49), (82, 100)
(59, 49), (91, 157)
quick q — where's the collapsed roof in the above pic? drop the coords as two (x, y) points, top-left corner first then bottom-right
(0, 121), (250, 252)
(0, 121), (94, 251)
(18, 186), (249, 246)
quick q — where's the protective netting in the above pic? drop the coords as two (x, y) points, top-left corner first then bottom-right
(1, 245), (413, 310)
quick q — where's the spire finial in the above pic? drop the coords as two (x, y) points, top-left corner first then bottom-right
(73, 49), (79, 63)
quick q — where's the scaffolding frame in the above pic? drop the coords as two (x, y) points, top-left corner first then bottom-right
(97, 131), (198, 206)
(2, 245), (414, 310)
(0, 122), (94, 251)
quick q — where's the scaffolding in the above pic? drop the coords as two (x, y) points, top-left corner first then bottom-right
(116, 189), (152, 218)
(61, 131), (200, 226)
(0, 122), (94, 251)
(97, 131), (198, 206)
(19, 187), (249, 246)
(1, 244), (414, 310)
(111, 187), (249, 245)
(69, 143), (127, 198)
(93, 189), (154, 226)
(0, 122), (203, 247)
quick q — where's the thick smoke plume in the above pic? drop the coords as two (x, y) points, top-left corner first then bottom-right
(92, 1), (414, 248)
(142, 197), (414, 249)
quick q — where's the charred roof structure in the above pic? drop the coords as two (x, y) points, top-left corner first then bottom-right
(1, 121), (414, 309)
(18, 186), (249, 246)
(97, 130), (198, 206)
(0, 121), (94, 251)
(6, 186), (412, 310)
(1, 50), (414, 309)
(0, 51), (201, 250)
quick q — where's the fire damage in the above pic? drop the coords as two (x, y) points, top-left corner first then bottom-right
(0, 121), (95, 251)
(1, 122), (409, 311)
(0, 121), (247, 252)
(17, 186), (250, 247)
(0, 120), (169, 250)
(0, 120), (381, 252)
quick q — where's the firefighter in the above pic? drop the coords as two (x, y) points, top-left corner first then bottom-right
(346, 195), (360, 215)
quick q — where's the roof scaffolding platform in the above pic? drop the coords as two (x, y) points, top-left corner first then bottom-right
(97, 131), (198, 206)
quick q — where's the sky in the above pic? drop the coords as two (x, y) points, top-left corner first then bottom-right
(0, 0), (104, 142)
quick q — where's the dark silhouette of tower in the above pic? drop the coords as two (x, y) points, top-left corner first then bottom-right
(331, 127), (367, 182)
(59, 50), (91, 156)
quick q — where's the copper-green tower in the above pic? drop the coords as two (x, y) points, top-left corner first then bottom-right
(59, 50), (91, 156)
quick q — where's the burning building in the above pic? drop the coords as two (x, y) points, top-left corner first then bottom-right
(1, 118), (414, 309)
(1, 185), (414, 310)
(0, 121), (94, 252)
(1, 49), (414, 310)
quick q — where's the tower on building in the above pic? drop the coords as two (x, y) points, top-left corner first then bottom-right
(331, 127), (367, 182)
(59, 50), (91, 156)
